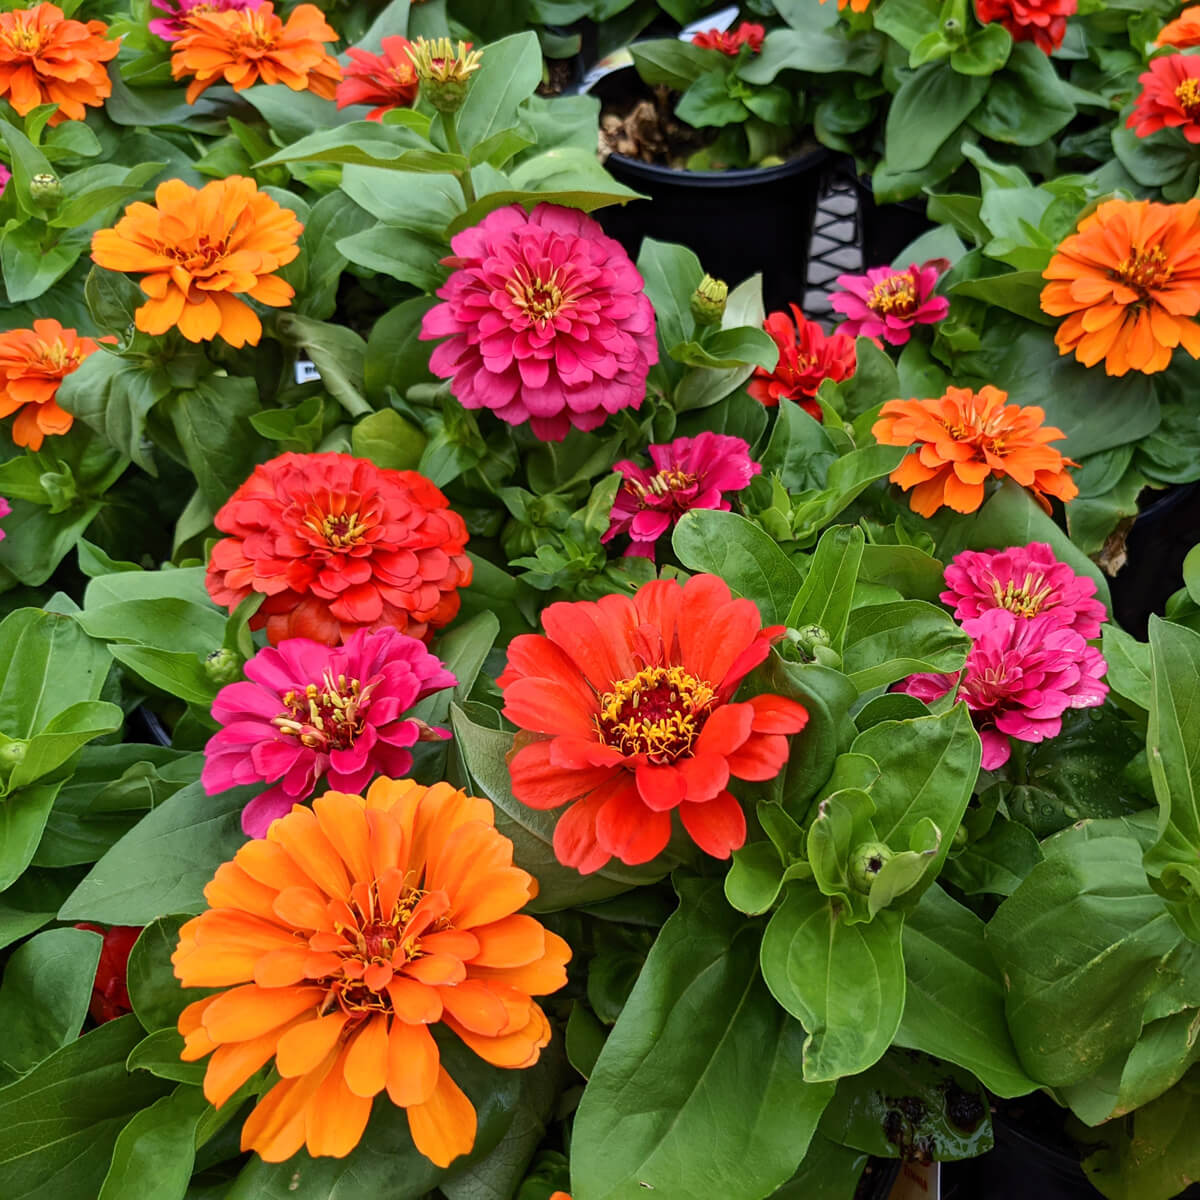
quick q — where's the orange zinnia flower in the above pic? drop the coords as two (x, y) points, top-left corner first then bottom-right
(174, 779), (570, 1165)
(820, 0), (871, 10)
(91, 176), (302, 348)
(0, 3), (118, 126)
(170, 2), (340, 104)
(872, 386), (1078, 517)
(1040, 197), (1200, 376)
(0, 319), (105, 450)
(1158, 6), (1200, 48)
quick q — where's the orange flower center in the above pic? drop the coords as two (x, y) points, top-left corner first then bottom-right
(867, 274), (917, 317)
(1112, 247), (1171, 295)
(991, 573), (1053, 618)
(2, 16), (45, 55)
(507, 265), (578, 327)
(271, 672), (369, 751)
(305, 508), (369, 549)
(164, 232), (232, 274)
(597, 664), (715, 761)
(236, 11), (278, 50)
(1176, 77), (1200, 117)
(37, 339), (78, 374)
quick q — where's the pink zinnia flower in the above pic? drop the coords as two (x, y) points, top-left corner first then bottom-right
(202, 626), (457, 837)
(830, 259), (950, 346)
(748, 304), (857, 418)
(0, 164), (10, 198)
(942, 542), (1106, 640)
(896, 608), (1108, 770)
(421, 203), (657, 442)
(0, 493), (9, 540)
(692, 21), (765, 55)
(335, 34), (419, 120)
(602, 432), (761, 559)
(149, 0), (262, 42)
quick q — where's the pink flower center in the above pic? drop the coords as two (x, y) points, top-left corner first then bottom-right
(272, 672), (371, 750)
(506, 265), (578, 328)
(867, 274), (917, 318)
(596, 664), (715, 762)
(990, 572), (1053, 618)
(1176, 77), (1200, 117)
(966, 664), (1011, 708)
(628, 467), (697, 500)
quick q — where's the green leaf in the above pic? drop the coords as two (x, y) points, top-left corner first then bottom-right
(787, 444), (907, 546)
(351, 408), (427, 471)
(275, 313), (371, 418)
(364, 298), (438, 405)
(0, 927), (101, 1079)
(842, 601), (970, 692)
(1145, 617), (1200, 940)
(637, 238), (702, 386)
(455, 33), (543, 153)
(949, 22), (1012, 75)
(761, 885), (906, 1081)
(857, 543), (945, 604)
(0, 869), (81, 951)
(758, 400), (837, 492)
(97, 1084), (210, 1200)
(0, 1017), (172, 1199)
(968, 43), (1075, 147)
(785, 525), (864, 651)
(669, 326), (779, 371)
(884, 63), (988, 173)
(572, 876), (835, 1198)
(739, 27), (882, 80)
(941, 819), (1042, 897)
(449, 705), (668, 911)
(630, 39), (717, 90)
(1104, 624), (1152, 712)
(896, 885), (1036, 1097)
(58, 781), (256, 924)
(127, 915), (211, 1034)
(672, 509), (803, 625)
(126, 1028), (206, 1086)
(725, 841), (786, 916)
(7, 700), (123, 793)
(84, 267), (142, 334)
(1, 224), (90, 304)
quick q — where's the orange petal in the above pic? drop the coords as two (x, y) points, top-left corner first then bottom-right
(305, 1039), (373, 1158)
(386, 1018), (440, 1106)
(405, 1067), (476, 1168)
(343, 1013), (389, 1098)
(275, 1011), (350, 1078)
(201, 984), (325, 1044)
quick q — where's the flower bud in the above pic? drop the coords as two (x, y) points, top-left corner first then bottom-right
(849, 841), (893, 893)
(691, 274), (728, 326)
(405, 37), (484, 112)
(0, 738), (27, 766)
(30, 172), (61, 212)
(952, 825), (969, 848)
(204, 648), (244, 686)
(789, 623), (832, 663)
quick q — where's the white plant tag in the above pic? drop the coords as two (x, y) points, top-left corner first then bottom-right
(887, 1160), (940, 1200)
(294, 358), (320, 385)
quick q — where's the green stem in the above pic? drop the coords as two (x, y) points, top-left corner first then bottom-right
(441, 111), (476, 208)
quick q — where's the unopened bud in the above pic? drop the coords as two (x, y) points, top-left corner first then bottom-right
(0, 739), (27, 766)
(691, 274), (728, 326)
(406, 37), (484, 112)
(30, 172), (61, 212)
(789, 623), (833, 663)
(849, 841), (894, 893)
(204, 648), (244, 686)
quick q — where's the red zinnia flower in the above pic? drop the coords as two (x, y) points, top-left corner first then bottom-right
(336, 35), (419, 119)
(74, 923), (141, 1023)
(748, 305), (857, 418)
(499, 575), (809, 872)
(1129, 55), (1200, 144)
(206, 452), (472, 647)
(691, 22), (765, 56)
(973, 0), (1076, 55)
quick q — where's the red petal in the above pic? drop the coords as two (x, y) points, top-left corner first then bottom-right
(595, 781), (672, 865)
(509, 739), (617, 810)
(747, 694), (809, 734)
(725, 732), (791, 782)
(635, 762), (686, 812)
(680, 790), (746, 859)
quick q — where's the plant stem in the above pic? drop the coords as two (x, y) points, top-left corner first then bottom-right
(441, 111), (476, 208)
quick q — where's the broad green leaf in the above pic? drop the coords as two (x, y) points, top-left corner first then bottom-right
(1102, 625), (1152, 712)
(276, 313), (371, 418)
(761, 884), (905, 1082)
(672, 509), (803, 625)
(857, 543), (945, 604)
(786, 525), (864, 651)
(127, 915), (212, 1034)
(0, 927), (101, 1079)
(769, 1133), (867, 1199)
(573, 877), (834, 1199)
(740, 27), (882, 80)
(940, 819), (1042, 897)
(0, 869), (81, 950)
(351, 408), (427, 471)
(885, 63), (988, 173)
(363, 298), (438, 405)
(842, 601), (970, 692)
(758, 400), (838, 492)
(0, 783), (65, 894)
(788, 444), (907, 546)
(896, 885), (1037, 1097)
(97, 1084), (210, 1200)
(7, 701), (122, 794)
(455, 33), (543, 153)
(0, 1017), (172, 1199)
(637, 239), (702, 387)
(629, 39), (715, 90)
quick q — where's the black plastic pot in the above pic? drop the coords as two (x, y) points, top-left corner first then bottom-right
(1108, 482), (1200, 640)
(585, 67), (829, 312)
(852, 174), (935, 269)
(941, 1115), (1097, 1199)
(128, 705), (172, 748)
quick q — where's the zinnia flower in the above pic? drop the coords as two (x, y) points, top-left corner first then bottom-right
(0, 164), (11, 196)
(747, 305), (857, 417)
(830, 260), (950, 346)
(872, 385), (1078, 517)
(691, 22), (765, 55)
(204, 628), (457, 837)
(974, 0), (1075, 54)
(206, 452), (472, 647)
(148, 0), (261, 42)
(896, 608), (1107, 769)
(1040, 197), (1200, 376)
(91, 176), (302, 348)
(74, 924), (141, 1024)
(336, 35), (418, 119)
(499, 574), (809, 871)
(941, 543), (1106, 639)
(820, 0), (871, 11)
(0, 3), (118, 126)
(421, 203), (657, 442)
(0, 495), (9, 540)
(170, 2), (341, 104)
(0, 319), (104, 450)
(1159, 7), (1200, 49)
(602, 432), (761, 559)
(173, 779), (570, 1164)
(1129, 55), (1200, 144)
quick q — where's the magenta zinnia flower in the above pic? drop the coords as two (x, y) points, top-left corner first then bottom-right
(0, 493), (9, 540)
(149, 0), (263, 42)
(896, 608), (1108, 770)
(421, 203), (657, 441)
(942, 542), (1106, 639)
(202, 626), (457, 837)
(602, 432), (761, 559)
(830, 259), (950, 346)
(0, 164), (10, 198)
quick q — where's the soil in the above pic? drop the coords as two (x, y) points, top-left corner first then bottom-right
(598, 83), (712, 168)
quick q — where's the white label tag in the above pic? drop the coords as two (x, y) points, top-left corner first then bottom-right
(887, 1161), (940, 1200)
(294, 358), (320, 385)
